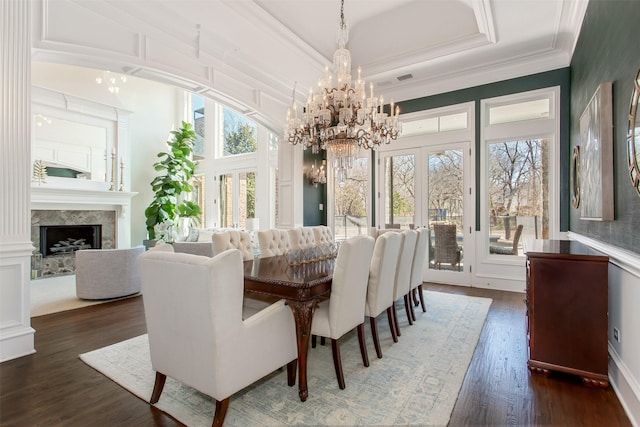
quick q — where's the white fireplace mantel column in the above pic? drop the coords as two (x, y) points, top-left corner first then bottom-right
(1, 1), (35, 362)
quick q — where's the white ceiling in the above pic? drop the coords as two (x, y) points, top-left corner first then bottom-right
(136, 0), (587, 103)
(32, 0), (588, 127)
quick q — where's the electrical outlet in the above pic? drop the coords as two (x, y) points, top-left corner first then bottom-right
(613, 327), (621, 343)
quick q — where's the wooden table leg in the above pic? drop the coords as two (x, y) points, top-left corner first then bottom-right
(286, 298), (317, 402)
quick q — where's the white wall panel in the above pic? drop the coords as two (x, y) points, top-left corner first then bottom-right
(42, 1), (138, 57)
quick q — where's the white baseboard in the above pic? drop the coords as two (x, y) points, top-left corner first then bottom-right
(569, 232), (640, 426)
(0, 327), (36, 362)
(609, 345), (640, 427)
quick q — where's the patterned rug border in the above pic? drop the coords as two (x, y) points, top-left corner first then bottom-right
(80, 291), (492, 426)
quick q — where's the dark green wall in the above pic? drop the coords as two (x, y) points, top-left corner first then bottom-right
(302, 149), (327, 226)
(569, 0), (640, 254)
(398, 68), (571, 232)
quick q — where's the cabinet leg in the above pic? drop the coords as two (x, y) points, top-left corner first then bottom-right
(581, 377), (609, 388)
(528, 364), (550, 377)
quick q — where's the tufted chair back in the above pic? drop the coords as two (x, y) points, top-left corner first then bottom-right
(257, 229), (291, 258)
(311, 226), (334, 246)
(212, 230), (254, 260)
(287, 227), (317, 250)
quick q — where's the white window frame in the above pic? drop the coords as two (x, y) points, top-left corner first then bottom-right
(479, 86), (561, 267)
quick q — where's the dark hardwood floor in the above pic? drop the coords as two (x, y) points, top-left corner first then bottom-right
(0, 284), (631, 426)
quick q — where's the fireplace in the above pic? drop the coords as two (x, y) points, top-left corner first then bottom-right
(40, 225), (102, 257)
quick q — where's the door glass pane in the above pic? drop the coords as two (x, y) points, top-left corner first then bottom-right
(428, 149), (464, 271)
(488, 138), (549, 255)
(384, 154), (415, 229)
(334, 157), (368, 241)
(219, 173), (233, 228)
(238, 171), (256, 229)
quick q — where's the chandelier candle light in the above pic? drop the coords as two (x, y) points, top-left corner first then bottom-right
(285, 0), (401, 187)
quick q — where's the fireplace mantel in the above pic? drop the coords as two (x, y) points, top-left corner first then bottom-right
(31, 185), (137, 248)
(31, 185), (137, 212)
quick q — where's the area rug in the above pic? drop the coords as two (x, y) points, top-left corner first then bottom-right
(31, 275), (139, 317)
(80, 291), (491, 426)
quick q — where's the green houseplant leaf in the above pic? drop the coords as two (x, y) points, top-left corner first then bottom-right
(144, 121), (202, 240)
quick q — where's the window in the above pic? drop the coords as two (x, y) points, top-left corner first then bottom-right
(333, 156), (369, 241)
(383, 154), (415, 229)
(190, 93), (205, 159)
(482, 88), (558, 257)
(402, 112), (468, 137)
(488, 138), (549, 255)
(222, 107), (257, 157)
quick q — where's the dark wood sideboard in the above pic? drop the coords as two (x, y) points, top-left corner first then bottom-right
(523, 239), (609, 387)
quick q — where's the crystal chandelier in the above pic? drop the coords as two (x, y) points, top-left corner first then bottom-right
(285, 0), (402, 187)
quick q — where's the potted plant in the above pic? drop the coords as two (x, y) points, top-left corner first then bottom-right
(144, 121), (201, 243)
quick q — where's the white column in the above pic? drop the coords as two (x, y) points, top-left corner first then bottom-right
(277, 140), (303, 228)
(0, 0), (36, 361)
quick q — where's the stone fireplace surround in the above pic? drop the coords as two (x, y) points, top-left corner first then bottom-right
(32, 210), (115, 276)
(31, 186), (136, 278)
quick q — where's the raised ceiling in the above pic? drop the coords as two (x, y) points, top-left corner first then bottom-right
(31, 0), (588, 128)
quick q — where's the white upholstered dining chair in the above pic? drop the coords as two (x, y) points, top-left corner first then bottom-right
(212, 229), (254, 260)
(257, 228), (291, 258)
(311, 225), (334, 246)
(311, 235), (375, 389)
(409, 227), (430, 317)
(392, 229), (417, 335)
(365, 231), (402, 358)
(287, 227), (317, 250)
(138, 247), (298, 427)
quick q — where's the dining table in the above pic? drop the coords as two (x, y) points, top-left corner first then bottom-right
(243, 254), (335, 402)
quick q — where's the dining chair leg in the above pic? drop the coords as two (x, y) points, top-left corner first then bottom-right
(418, 284), (426, 312)
(150, 371), (167, 404)
(369, 316), (383, 359)
(386, 307), (398, 343)
(311, 335), (317, 348)
(212, 398), (230, 427)
(404, 295), (414, 325)
(331, 338), (346, 390)
(393, 303), (402, 337)
(412, 289), (419, 306)
(357, 323), (370, 367)
(409, 294), (417, 322)
(286, 359), (297, 386)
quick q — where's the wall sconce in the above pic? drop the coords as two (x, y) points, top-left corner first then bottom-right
(307, 160), (327, 187)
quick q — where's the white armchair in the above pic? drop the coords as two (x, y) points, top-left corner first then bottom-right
(212, 230), (254, 260)
(138, 248), (298, 427)
(311, 235), (375, 389)
(257, 228), (291, 258)
(75, 246), (145, 300)
(365, 231), (402, 358)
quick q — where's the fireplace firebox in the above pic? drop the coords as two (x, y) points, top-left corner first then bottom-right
(39, 225), (102, 257)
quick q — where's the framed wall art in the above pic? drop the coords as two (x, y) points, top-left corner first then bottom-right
(627, 67), (640, 197)
(579, 82), (614, 220)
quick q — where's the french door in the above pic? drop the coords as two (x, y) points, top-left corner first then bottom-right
(377, 141), (472, 285)
(218, 169), (256, 229)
